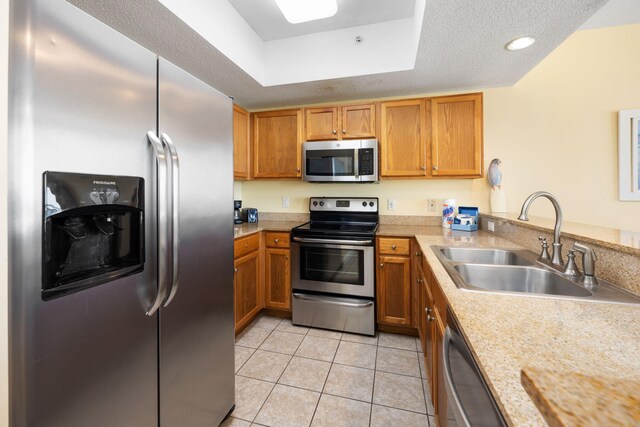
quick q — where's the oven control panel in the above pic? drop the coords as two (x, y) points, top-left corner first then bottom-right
(309, 197), (378, 212)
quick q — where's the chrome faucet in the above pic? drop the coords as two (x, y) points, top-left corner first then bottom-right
(518, 191), (564, 266)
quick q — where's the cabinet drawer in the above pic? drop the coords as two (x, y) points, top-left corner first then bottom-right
(234, 234), (259, 259)
(265, 232), (290, 248)
(378, 238), (410, 255)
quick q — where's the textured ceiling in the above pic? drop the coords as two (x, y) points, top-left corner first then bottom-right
(580, 0), (640, 29)
(68, 0), (610, 110)
(227, 0), (416, 41)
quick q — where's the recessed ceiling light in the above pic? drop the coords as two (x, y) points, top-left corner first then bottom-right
(505, 36), (536, 51)
(275, 0), (338, 24)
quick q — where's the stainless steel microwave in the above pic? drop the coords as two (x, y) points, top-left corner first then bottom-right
(302, 139), (378, 183)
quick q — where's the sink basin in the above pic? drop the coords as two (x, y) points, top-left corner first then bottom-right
(453, 264), (592, 297)
(439, 247), (533, 266)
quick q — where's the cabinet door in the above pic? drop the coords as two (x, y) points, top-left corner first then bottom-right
(431, 93), (483, 177)
(380, 99), (428, 177)
(305, 107), (339, 141)
(341, 104), (375, 139)
(234, 251), (261, 332)
(377, 255), (412, 325)
(253, 109), (303, 178)
(410, 239), (421, 329)
(424, 269), (435, 401)
(233, 105), (250, 179)
(265, 247), (291, 310)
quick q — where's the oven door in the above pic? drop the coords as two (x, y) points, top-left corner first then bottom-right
(291, 238), (374, 298)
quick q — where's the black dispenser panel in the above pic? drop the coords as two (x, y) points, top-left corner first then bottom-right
(42, 172), (145, 300)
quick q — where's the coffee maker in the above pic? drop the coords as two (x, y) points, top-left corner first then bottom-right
(234, 200), (242, 224)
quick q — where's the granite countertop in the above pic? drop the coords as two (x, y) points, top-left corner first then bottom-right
(414, 232), (640, 427)
(521, 367), (640, 427)
(233, 220), (304, 239)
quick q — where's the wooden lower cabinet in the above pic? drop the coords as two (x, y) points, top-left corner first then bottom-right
(264, 247), (291, 310)
(377, 254), (412, 325)
(234, 250), (261, 332)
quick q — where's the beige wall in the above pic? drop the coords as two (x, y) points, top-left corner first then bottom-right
(0, 0), (9, 424)
(240, 23), (640, 232)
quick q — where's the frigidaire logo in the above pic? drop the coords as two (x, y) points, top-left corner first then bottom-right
(93, 180), (116, 185)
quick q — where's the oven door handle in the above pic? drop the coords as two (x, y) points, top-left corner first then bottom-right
(292, 293), (374, 308)
(292, 236), (373, 246)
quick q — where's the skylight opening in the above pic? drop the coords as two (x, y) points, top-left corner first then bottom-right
(275, 0), (338, 24)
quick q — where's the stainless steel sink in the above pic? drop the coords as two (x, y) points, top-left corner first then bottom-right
(432, 245), (640, 304)
(453, 264), (592, 297)
(439, 247), (533, 266)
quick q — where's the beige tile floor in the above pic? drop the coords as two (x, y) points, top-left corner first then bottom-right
(224, 315), (436, 427)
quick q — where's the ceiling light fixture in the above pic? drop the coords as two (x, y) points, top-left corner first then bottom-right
(274, 0), (338, 24)
(505, 36), (536, 51)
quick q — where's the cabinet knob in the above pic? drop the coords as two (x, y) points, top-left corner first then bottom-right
(332, 129), (337, 134)
(426, 307), (432, 314)
(432, 166), (439, 171)
(234, 268), (238, 273)
(285, 256), (289, 260)
(427, 315), (434, 322)
(342, 129), (346, 134)
(421, 166), (426, 170)
(380, 263), (384, 268)
(244, 243), (248, 247)
(416, 251), (421, 257)
(417, 278), (423, 284)
(297, 168), (301, 172)
(274, 238), (279, 243)
(391, 244), (397, 250)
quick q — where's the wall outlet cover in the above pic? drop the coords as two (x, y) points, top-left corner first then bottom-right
(487, 221), (495, 232)
(387, 199), (396, 210)
(427, 199), (437, 212)
(282, 197), (290, 208)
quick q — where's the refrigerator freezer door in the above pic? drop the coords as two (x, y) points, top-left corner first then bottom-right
(8, 0), (159, 425)
(158, 58), (235, 426)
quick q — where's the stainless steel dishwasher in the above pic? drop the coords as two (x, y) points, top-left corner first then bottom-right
(443, 307), (507, 427)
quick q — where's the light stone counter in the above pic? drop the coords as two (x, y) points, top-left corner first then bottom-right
(415, 232), (640, 427)
(233, 221), (303, 239)
(521, 367), (640, 427)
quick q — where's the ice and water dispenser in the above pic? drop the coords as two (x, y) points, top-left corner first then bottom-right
(42, 172), (145, 300)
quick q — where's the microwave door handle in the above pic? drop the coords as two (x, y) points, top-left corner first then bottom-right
(160, 133), (180, 307)
(354, 148), (359, 178)
(146, 131), (171, 316)
(443, 326), (473, 427)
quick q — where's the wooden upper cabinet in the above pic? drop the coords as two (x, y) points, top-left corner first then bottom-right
(431, 93), (483, 177)
(253, 109), (303, 179)
(305, 107), (339, 140)
(380, 99), (428, 177)
(341, 104), (375, 139)
(233, 105), (250, 180)
(305, 104), (375, 141)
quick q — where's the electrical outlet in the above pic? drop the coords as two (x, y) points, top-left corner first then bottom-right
(427, 199), (436, 212)
(387, 199), (396, 210)
(487, 221), (495, 232)
(282, 197), (290, 208)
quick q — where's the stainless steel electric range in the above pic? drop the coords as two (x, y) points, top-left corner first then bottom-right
(291, 197), (378, 336)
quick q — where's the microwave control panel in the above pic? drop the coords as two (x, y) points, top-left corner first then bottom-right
(358, 148), (375, 176)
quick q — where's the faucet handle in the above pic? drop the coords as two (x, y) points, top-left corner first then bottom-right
(538, 236), (551, 261)
(563, 250), (580, 276)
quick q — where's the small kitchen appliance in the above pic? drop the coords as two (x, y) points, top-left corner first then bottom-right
(234, 200), (243, 224)
(240, 207), (258, 223)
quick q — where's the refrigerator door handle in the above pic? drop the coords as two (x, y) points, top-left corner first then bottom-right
(146, 131), (171, 316)
(160, 132), (180, 307)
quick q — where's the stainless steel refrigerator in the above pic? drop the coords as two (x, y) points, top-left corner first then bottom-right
(8, 0), (235, 425)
